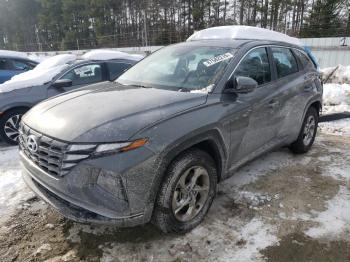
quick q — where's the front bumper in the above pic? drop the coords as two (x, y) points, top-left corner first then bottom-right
(21, 145), (158, 226)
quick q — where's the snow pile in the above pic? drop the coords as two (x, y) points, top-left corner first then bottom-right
(187, 26), (302, 46)
(82, 50), (143, 61)
(0, 54), (76, 93)
(190, 84), (215, 94)
(321, 65), (350, 84)
(0, 49), (28, 59)
(322, 83), (350, 114)
(226, 219), (278, 261)
(34, 54), (76, 70)
(0, 146), (34, 222)
(27, 54), (47, 63)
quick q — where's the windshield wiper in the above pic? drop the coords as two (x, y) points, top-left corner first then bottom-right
(133, 84), (152, 88)
(115, 81), (151, 89)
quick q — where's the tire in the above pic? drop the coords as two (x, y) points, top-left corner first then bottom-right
(0, 108), (27, 145)
(289, 106), (318, 154)
(153, 149), (217, 233)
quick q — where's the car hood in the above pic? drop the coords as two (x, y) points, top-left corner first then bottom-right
(22, 82), (207, 142)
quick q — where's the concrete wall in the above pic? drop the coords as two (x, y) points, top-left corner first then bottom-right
(300, 37), (350, 68)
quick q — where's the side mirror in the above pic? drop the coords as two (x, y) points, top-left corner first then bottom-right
(234, 76), (258, 93)
(52, 79), (73, 89)
(225, 76), (257, 94)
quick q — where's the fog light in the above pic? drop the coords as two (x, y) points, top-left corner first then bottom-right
(96, 170), (127, 200)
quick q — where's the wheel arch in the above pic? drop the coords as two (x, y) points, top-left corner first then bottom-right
(0, 104), (31, 116)
(148, 129), (228, 218)
(309, 100), (322, 115)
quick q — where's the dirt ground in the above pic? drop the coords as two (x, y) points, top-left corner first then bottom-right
(0, 132), (349, 262)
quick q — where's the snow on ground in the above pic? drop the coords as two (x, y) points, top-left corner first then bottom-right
(0, 54), (76, 93)
(0, 131), (350, 261)
(0, 145), (33, 223)
(319, 118), (350, 136)
(82, 49), (144, 61)
(305, 186), (350, 241)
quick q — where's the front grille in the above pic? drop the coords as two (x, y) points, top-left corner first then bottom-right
(19, 123), (95, 177)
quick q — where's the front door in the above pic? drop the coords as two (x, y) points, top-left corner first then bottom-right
(229, 47), (283, 164)
(47, 63), (104, 97)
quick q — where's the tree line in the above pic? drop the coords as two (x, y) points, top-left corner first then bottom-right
(0, 0), (349, 52)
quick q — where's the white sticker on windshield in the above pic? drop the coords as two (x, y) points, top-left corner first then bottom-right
(203, 53), (234, 67)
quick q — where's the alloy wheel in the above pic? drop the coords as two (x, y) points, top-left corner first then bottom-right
(4, 114), (22, 142)
(302, 115), (316, 146)
(172, 166), (210, 222)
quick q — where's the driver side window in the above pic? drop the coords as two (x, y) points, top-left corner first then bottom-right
(60, 64), (102, 86)
(234, 47), (271, 85)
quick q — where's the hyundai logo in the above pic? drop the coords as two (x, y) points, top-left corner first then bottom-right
(26, 135), (38, 153)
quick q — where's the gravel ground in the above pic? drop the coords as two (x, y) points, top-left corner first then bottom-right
(0, 131), (349, 262)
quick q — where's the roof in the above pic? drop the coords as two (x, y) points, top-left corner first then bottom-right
(187, 26), (302, 47)
(173, 38), (302, 51)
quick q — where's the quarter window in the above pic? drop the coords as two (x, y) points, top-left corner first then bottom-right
(12, 59), (36, 71)
(60, 64), (103, 86)
(271, 47), (298, 78)
(234, 47), (271, 85)
(293, 50), (315, 70)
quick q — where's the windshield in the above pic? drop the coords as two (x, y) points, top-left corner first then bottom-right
(116, 44), (235, 92)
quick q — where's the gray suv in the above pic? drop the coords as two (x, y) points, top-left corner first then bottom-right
(20, 39), (322, 233)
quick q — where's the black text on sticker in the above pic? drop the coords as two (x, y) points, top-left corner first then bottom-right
(203, 53), (234, 67)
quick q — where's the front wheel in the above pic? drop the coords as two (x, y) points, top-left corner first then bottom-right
(0, 108), (27, 145)
(289, 106), (318, 154)
(153, 149), (217, 233)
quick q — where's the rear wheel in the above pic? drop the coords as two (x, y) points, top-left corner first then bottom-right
(289, 106), (318, 154)
(0, 108), (27, 145)
(153, 149), (217, 233)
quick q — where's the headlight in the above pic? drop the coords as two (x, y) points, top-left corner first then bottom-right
(95, 142), (131, 153)
(66, 138), (148, 158)
(95, 138), (148, 155)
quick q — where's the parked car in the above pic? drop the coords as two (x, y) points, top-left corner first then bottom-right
(0, 51), (142, 144)
(20, 26), (322, 233)
(0, 51), (38, 84)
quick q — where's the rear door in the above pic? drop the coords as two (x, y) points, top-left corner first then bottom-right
(270, 47), (312, 141)
(230, 47), (283, 163)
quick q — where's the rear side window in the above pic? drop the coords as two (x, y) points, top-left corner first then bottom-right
(271, 47), (298, 78)
(60, 64), (103, 86)
(107, 62), (132, 80)
(293, 50), (315, 70)
(12, 59), (36, 71)
(234, 47), (271, 85)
